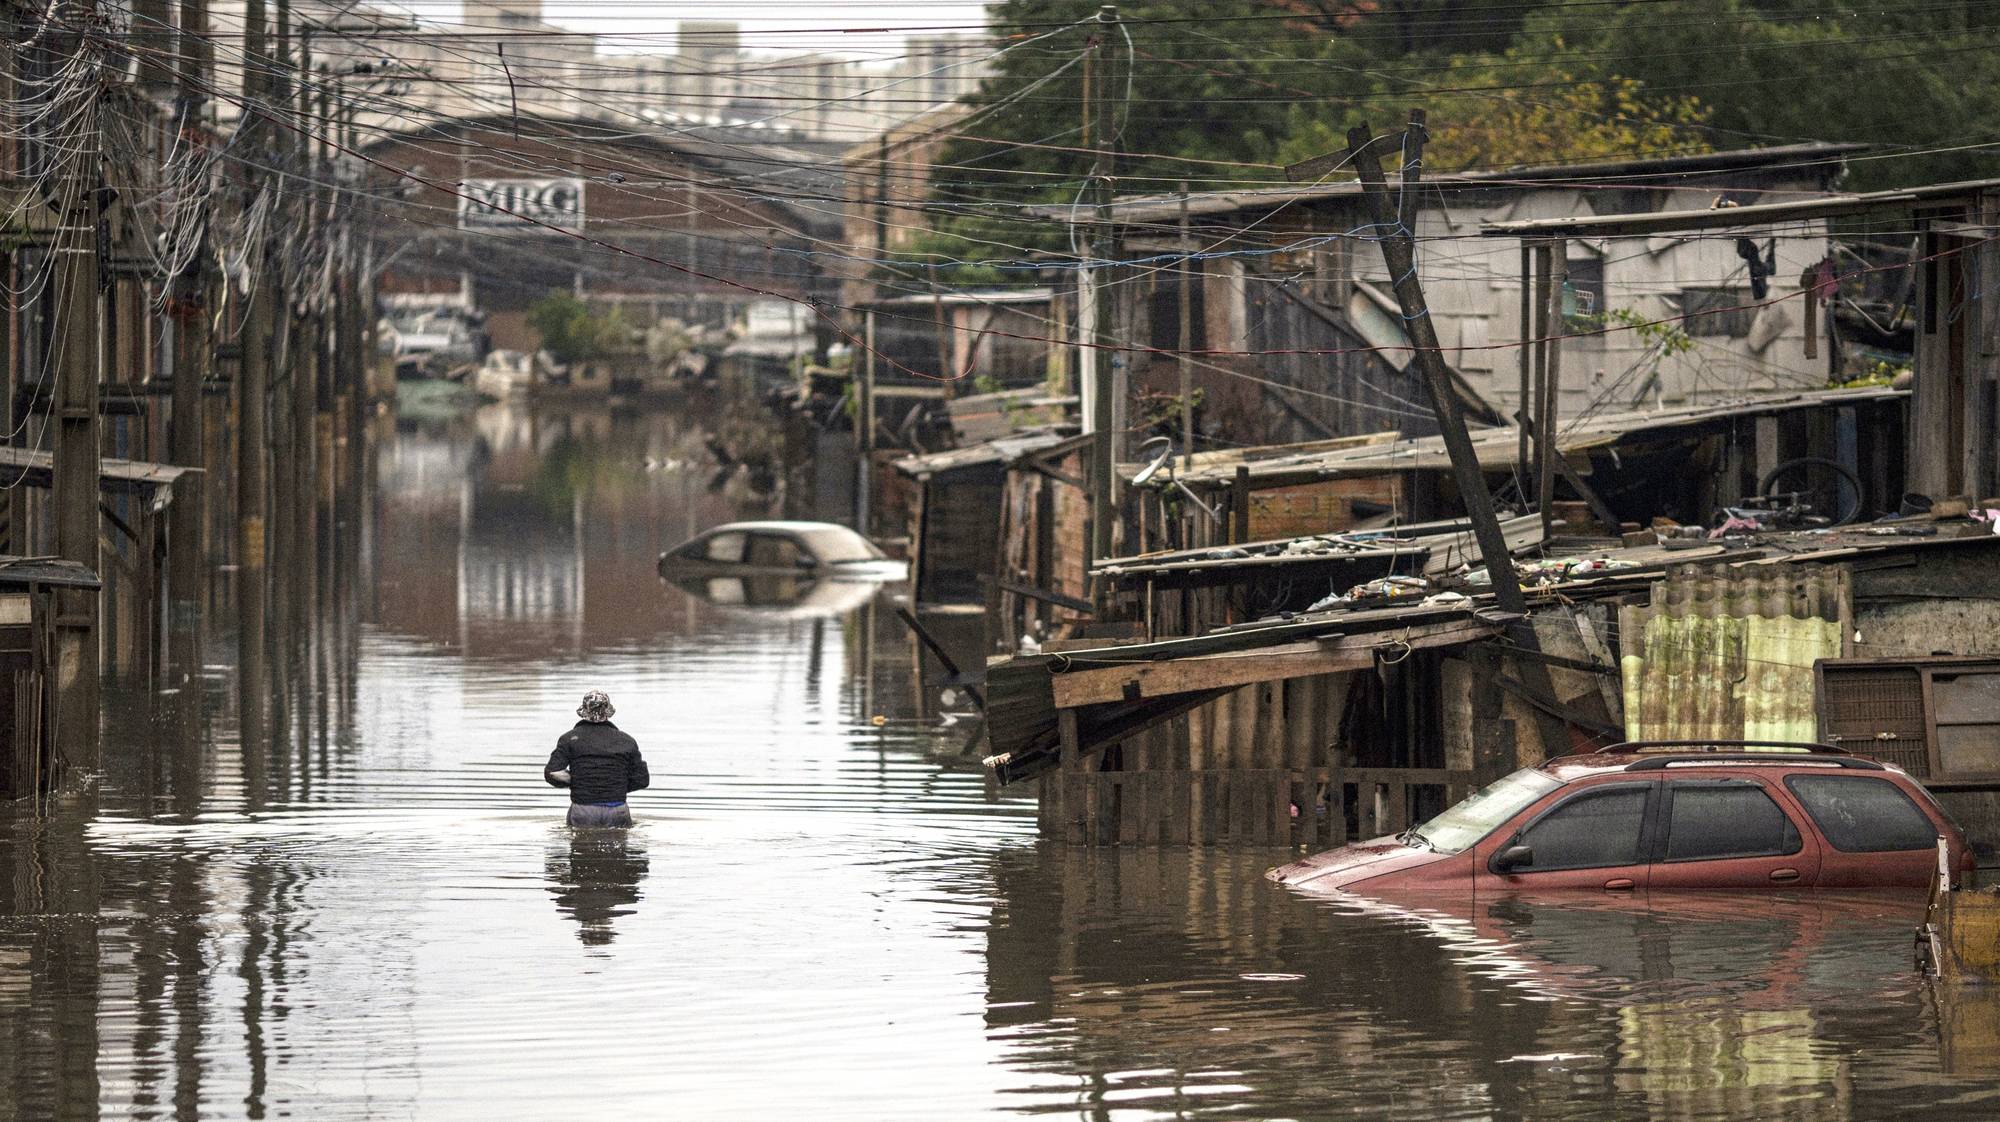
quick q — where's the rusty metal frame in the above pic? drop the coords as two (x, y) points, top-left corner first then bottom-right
(1815, 655), (2000, 784)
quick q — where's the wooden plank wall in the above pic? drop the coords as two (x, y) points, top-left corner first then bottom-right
(1036, 670), (1482, 847)
(995, 449), (1092, 654)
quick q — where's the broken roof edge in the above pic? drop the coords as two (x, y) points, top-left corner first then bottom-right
(1054, 142), (1870, 227)
(1148, 385), (1908, 490)
(890, 428), (1081, 479)
(1482, 175), (2000, 239)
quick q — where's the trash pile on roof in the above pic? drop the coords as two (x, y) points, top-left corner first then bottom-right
(1464, 556), (1641, 587)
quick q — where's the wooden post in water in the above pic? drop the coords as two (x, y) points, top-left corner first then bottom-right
(1083, 4), (1118, 570)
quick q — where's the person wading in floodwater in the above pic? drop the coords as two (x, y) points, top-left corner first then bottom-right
(545, 690), (650, 827)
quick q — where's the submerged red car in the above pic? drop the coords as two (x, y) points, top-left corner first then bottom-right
(1269, 741), (1971, 894)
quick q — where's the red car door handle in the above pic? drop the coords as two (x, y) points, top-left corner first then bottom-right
(1603, 878), (1636, 891)
(1770, 868), (1801, 883)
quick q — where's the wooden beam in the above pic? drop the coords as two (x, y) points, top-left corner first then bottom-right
(1260, 380), (1341, 440)
(997, 577), (1095, 615)
(895, 606), (985, 711)
(1076, 686), (1232, 757)
(1019, 456), (1084, 491)
(1050, 618), (1500, 708)
(1552, 451), (1622, 533)
(1493, 674), (1622, 738)
(1231, 465), (1250, 544)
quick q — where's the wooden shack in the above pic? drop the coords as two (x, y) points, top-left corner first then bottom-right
(892, 430), (1079, 609)
(1486, 176), (2000, 510)
(1061, 144), (1858, 448)
(0, 558), (103, 800)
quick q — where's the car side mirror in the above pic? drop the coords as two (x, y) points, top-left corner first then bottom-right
(795, 556), (819, 570)
(1492, 844), (1534, 873)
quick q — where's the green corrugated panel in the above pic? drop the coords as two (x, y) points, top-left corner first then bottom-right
(1620, 563), (1847, 742)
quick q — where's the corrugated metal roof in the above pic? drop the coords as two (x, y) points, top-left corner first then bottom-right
(1138, 386), (1908, 491)
(0, 556), (101, 590)
(1092, 514), (1543, 579)
(0, 448), (200, 494)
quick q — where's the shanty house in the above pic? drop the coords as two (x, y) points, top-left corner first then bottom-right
(1075, 143), (1862, 449)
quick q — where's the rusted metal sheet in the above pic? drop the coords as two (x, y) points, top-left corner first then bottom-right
(1817, 662), (1931, 775)
(1817, 656), (2000, 781)
(1619, 563), (1849, 742)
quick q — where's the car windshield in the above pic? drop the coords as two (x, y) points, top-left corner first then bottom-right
(1403, 768), (1561, 853)
(796, 528), (885, 563)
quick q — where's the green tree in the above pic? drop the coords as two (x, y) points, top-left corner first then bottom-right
(1521, 0), (2000, 190)
(528, 292), (628, 366)
(1275, 50), (1712, 172)
(924, 0), (1710, 269)
(925, 0), (1997, 265)
(924, 0), (1329, 270)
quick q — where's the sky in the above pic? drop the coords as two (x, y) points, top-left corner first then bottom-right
(406, 1), (996, 56)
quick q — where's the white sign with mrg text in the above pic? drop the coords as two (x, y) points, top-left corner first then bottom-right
(457, 178), (585, 232)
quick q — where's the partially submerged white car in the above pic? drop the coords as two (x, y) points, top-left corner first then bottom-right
(658, 521), (906, 583)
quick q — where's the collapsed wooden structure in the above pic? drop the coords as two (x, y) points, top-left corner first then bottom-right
(985, 521), (2000, 847)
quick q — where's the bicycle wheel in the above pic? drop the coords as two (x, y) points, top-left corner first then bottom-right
(1758, 456), (1863, 524)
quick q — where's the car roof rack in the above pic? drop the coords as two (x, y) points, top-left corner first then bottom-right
(1584, 740), (1886, 772)
(1622, 753), (1884, 771)
(1590, 739), (1854, 756)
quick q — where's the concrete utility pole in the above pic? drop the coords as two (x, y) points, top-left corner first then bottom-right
(166, 0), (211, 687)
(1082, 3), (1118, 567)
(1344, 111), (1571, 757)
(50, 0), (104, 773)
(238, 0), (272, 748)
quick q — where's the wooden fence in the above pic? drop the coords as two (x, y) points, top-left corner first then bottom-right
(1035, 671), (1482, 847)
(1038, 765), (1481, 847)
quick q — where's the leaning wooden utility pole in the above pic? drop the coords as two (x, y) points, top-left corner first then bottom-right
(1344, 111), (1572, 756)
(50, 0), (105, 773)
(1082, 3), (1119, 568)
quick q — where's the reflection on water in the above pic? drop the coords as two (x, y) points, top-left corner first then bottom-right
(548, 829), (650, 948)
(2, 399), (1999, 1119)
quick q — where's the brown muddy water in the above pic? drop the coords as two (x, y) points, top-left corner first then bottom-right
(4, 401), (2000, 1120)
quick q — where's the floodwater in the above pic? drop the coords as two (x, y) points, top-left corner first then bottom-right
(5, 399), (2000, 1120)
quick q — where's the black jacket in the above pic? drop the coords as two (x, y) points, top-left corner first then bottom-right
(546, 720), (650, 805)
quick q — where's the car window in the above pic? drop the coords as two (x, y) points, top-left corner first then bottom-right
(1512, 786), (1648, 871)
(1407, 768), (1560, 854)
(704, 532), (748, 563)
(1663, 782), (1801, 862)
(796, 527), (884, 563)
(1785, 775), (1940, 853)
(745, 534), (802, 567)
